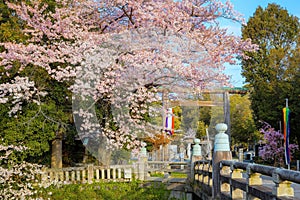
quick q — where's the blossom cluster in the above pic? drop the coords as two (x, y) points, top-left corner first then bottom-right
(259, 122), (298, 165)
(0, 144), (42, 199)
(0, 76), (38, 116)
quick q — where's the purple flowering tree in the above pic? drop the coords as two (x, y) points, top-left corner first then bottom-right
(259, 122), (298, 167)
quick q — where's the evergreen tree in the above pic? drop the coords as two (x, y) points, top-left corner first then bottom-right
(241, 3), (300, 145)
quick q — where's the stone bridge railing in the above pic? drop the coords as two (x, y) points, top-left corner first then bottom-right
(39, 123), (300, 200)
(40, 164), (135, 186)
(40, 160), (190, 186)
(192, 123), (300, 200)
(193, 159), (300, 200)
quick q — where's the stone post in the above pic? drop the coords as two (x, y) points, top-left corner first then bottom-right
(187, 143), (191, 160)
(179, 143), (185, 170)
(272, 169), (294, 197)
(179, 143), (185, 161)
(87, 165), (94, 184)
(192, 138), (202, 157)
(230, 164), (244, 199)
(246, 164), (262, 200)
(212, 123), (232, 198)
(137, 145), (148, 181)
(191, 138), (202, 181)
(238, 148), (244, 162)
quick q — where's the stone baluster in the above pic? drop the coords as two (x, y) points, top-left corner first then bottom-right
(220, 163), (231, 194)
(203, 163), (210, 185)
(118, 168), (122, 179)
(95, 169), (100, 181)
(246, 164), (262, 200)
(230, 163), (244, 199)
(71, 171), (75, 182)
(112, 168), (116, 180)
(65, 171), (70, 183)
(107, 168), (111, 180)
(101, 169), (105, 179)
(212, 123), (232, 198)
(272, 168), (294, 197)
(76, 170), (81, 182)
(82, 169), (86, 183)
(87, 165), (93, 184)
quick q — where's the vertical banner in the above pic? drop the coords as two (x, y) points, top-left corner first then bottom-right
(165, 108), (174, 135)
(283, 106), (290, 166)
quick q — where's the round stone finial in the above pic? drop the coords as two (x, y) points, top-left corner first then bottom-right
(194, 138), (200, 145)
(140, 145), (147, 156)
(192, 138), (201, 156)
(214, 123), (230, 152)
(215, 123), (228, 133)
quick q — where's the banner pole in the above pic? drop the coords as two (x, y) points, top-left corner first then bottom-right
(285, 98), (290, 170)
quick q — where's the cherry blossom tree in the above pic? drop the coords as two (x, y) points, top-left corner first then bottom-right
(0, 0), (257, 164)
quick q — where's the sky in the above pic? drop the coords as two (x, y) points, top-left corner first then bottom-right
(222, 0), (300, 87)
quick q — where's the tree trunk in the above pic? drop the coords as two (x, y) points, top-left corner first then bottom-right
(51, 133), (63, 168)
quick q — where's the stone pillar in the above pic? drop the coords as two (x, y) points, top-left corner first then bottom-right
(192, 138), (202, 157)
(164, 144), (169, 161)
(187, 143), (191, 160)
(137, 146), (148, 181)
(191, 138), (202, 181)
(212, 123), (232, 198)
(179, 143), (185, 161)
(140, 143), (147, 157)
(238, 148), (244, 162)
(160, 145), (163, 161)
(51, 137), (62, 168)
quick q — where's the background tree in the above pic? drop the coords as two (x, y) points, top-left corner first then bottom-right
(289, 35), (300, 149)
(241, 3), (300, 145)
(230, 94), (258, 147)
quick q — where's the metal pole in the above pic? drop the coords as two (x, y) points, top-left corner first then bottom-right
(223, 91), (230, 144)
(285, 98), (290, 170)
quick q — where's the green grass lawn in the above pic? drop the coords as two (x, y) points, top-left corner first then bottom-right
(33, 181), (172, 200)
(150, 172), (187, 178)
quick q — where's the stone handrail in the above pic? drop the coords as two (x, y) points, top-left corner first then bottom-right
(193, 160), (213, 199)
(39, 161), (191, 186)
(40, 164), (134, 186)
(220, 160), (300, 199)
(194, 160), (300, 200)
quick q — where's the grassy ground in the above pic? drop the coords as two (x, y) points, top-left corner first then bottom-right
(150, 172), (187, 178)
(32, 181), (173, 200)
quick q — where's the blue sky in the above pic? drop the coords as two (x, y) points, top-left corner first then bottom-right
(223, 0), (300, 87)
